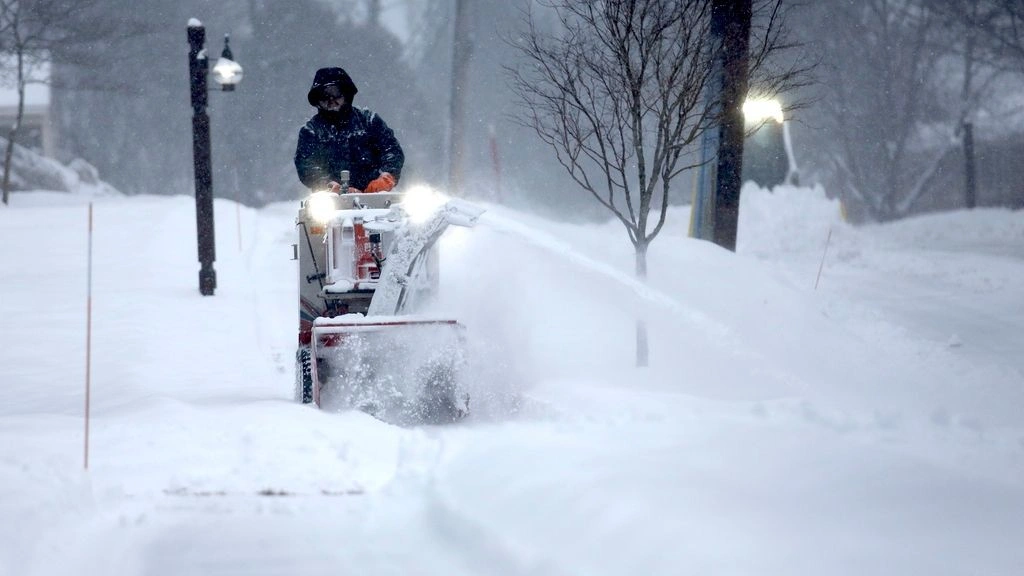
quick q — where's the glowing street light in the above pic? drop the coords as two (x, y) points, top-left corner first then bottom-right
(743, 97), (798, 186)
(742, 97), (785, 124)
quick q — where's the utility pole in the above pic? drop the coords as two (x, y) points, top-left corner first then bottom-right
(711, 0), (752, 251)
(448, 0), (471, 197)
(690, 0), (752, 251)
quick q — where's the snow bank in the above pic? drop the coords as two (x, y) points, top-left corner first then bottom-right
(737, 182), (846, 255)
(3, 141), (120, 199)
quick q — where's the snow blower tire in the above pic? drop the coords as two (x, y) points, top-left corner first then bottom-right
(295, 346), (314, 404)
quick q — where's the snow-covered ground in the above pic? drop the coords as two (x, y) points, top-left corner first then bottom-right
(1, 184), (1021, 575)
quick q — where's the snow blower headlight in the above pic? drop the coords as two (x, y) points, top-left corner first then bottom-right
(307, 191), (340, 224)
(402, 185), (447, 224)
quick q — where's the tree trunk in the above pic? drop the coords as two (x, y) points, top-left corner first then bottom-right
(962, 11), (977, 210)
(447, 0), (472, 197)
(367, 0), (382, 26)
(635, 243), (649, 368)
(2, 131), (14, 205)
(963, 121), (976, 209)
(2, 50), (26, 206)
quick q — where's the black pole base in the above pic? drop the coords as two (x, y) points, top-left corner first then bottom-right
(199, 266), (217, 296)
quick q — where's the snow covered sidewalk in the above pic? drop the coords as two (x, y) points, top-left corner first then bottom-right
(1, 189), (1021, 576)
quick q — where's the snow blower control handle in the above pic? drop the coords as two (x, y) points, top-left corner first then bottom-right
(327, 170), (352, 194)
(339, 170), (349, 193)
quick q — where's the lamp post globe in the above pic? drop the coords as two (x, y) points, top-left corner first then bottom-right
(212, 35), (243, 91)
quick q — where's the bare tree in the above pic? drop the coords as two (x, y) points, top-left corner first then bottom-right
(509, 0), (803, 365)
(0, 0), (41, 205)
(970, 0), (1024, 70)
(0, 0), (138, 204)
(803, 0), (1006, 221)
(927, 0), (1011, 209)
(806, 0), (950, 221)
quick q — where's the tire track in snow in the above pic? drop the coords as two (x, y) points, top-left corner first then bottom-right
(385, 427), (580, 576)
(425, 491), (579, 576)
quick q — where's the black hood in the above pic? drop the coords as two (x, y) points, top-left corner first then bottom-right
(306, 67), (358, 107)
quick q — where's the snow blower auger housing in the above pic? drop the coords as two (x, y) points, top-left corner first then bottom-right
(294, 172), (484, 424)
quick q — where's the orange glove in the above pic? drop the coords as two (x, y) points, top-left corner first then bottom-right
(364, 172), (397, 193)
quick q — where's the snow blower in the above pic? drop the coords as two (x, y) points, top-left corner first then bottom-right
(294, 171), (484, 424)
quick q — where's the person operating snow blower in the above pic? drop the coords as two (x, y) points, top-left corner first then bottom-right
(291, 67), (483, 424)
(294, 67), (404, 194)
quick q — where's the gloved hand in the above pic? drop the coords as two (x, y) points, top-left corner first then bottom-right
(363, 172), (397, 193)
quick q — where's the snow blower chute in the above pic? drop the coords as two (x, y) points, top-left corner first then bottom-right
(294, 172), (484, 424)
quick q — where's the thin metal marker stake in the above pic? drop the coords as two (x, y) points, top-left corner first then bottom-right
(85, 203), (93, 470)
(814, 227), (832, 290)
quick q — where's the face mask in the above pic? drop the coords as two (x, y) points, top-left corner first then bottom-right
(318, 86), (346, 112)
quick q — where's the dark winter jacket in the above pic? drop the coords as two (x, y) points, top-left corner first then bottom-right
(294, 107), (405, 191)
(295, 67), (403, 191)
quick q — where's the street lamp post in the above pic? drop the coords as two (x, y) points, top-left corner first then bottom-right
(187, 19), (243, 296)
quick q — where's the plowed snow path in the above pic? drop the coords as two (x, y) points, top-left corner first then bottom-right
(1, 194), (1022, 576)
